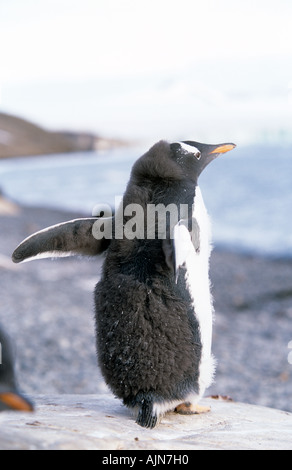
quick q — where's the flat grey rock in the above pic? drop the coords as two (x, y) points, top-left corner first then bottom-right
(0, 394), (292, 450)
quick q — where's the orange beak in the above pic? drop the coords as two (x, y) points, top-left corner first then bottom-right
(210, 144), (236, 154)
(0, 392), (34, 412)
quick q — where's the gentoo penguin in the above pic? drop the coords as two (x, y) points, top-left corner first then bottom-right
(0, 326), (34, 412)
(12, 140), (235, 427)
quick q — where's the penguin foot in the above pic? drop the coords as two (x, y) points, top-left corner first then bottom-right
(136, 412), (158, 429)
(135, 396), (158, 429)
(175, 402), (210, 415)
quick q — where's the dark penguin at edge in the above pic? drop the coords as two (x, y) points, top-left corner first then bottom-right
(0, 326), (34, 412)
(11, 139), (236, 428)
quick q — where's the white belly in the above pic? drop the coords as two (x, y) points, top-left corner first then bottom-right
(184, 186), (215, 394)
(153, 187), (216, 417)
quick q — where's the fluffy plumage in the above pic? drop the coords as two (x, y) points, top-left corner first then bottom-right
(94, 140), (234, 427)
(11, 139), (235, 428)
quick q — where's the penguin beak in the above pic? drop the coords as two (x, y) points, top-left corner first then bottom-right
(179, 140), (236, 177)
(0, 392), (34, 412)
(195, 142), (236, 177)
(209, 143), (236, 155)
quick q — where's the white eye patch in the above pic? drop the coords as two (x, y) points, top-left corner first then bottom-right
(178, 142), (201, 159)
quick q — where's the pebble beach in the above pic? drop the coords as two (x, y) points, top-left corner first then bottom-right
(1, 202), (292, 413)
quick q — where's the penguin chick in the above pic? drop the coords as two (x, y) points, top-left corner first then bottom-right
(0, 326), (34, 412)
(95, 140), (235, 428)
(11, 139), (235, 428)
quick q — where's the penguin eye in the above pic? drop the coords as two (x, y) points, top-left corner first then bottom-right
(194, 151), (201, 160)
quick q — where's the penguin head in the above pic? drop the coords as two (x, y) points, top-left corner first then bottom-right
(131, 140), (236, 184)
(169, 141), (236, 181)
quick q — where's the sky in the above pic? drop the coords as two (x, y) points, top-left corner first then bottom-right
(1, 0), (292, 143)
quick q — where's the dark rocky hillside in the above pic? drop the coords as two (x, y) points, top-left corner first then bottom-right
(0, 112), (127, 158)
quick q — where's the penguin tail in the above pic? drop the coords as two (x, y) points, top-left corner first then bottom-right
(135, 393), (158, 429)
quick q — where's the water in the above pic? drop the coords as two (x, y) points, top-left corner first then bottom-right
(0, 144), (291, 258)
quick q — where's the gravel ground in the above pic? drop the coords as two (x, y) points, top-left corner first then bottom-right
(1, 205), (292, 412)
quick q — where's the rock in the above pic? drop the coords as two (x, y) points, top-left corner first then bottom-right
(0, 112), (130, 158)
(0, 394), (291, 450)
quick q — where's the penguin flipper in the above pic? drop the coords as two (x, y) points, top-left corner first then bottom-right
(163, 218), (200, 281)
(177, 217), (200, 253)
(12, 217), (113, 264)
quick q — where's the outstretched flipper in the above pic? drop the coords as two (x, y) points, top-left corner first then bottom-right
(162, 217), (200, 282)
(12, 217), (113, 264)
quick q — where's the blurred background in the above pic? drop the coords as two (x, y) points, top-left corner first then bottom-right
(1, 0), (292, 144)
(0, 0), (292, 413)
(0, 0), (292, 255)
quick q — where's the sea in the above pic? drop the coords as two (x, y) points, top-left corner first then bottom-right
(0, 144), (291, 258)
